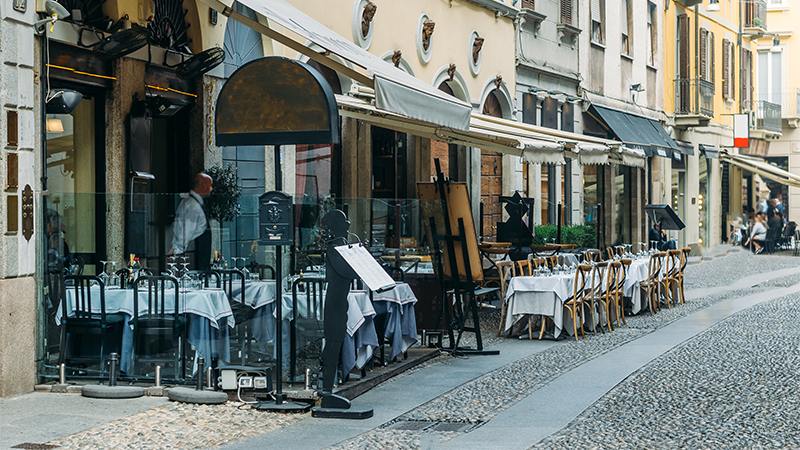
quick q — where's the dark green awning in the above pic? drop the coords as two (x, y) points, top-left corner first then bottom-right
(588, 105), (684, 157)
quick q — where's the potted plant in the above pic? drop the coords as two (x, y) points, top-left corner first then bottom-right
(204, 165), (241, 255)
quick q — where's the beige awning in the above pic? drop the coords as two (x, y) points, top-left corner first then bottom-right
(337, 95), (566, 164)
(721, 151), (800, 188)
(202, 0), (471, 130)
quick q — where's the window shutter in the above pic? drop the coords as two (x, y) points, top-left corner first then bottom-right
(561, 102), (575, 132)
(591, 0), (601, 23)
(621, 0), (629, 34)
(561, 0), (573, 25)
(522, 93), (537, 125)
(710, 32), (716, 87)
(730, 43), (735, 100)
(699, 28), (708, 81)
(678, 15), (690, 79)
(541, 97), (559, 129)
(722, 39), (730, 99)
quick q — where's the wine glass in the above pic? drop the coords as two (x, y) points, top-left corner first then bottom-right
(99, 260), (110, 285)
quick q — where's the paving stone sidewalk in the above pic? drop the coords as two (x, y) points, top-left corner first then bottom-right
(532, 292), (800, 449)
(329, 252), (800, 450)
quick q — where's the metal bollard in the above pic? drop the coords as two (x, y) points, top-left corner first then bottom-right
(108, 353), (119, 387)
(421, 330), (428, 347)
(206, 366), (214, 390)
(155, 365), (162, 387)
(196, 357), (205, 391)
(304, 368), (311, 391)
(59, 363), (66, 385)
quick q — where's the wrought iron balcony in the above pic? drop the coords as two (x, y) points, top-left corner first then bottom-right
(744, 0), (767, 32)
(674, 78), (714, 123)
(756, 100), (782, 133)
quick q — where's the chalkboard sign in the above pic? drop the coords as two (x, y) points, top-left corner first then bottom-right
(259, 191), (293, 246)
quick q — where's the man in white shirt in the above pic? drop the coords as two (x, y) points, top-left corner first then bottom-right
(171, 173), (213, 269)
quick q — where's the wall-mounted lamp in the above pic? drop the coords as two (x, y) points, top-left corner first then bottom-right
(630, 83), (645, 93)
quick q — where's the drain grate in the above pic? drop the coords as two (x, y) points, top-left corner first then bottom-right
(381, 419), (483, 433)
(12, 444), (58, 449)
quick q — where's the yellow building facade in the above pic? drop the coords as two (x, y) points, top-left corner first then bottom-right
(661, 0), (763, 251)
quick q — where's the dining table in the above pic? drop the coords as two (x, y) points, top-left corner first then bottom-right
(503, 256), (659, 338)
(57, 285), (234, 375)
(232, 279), (381, 376)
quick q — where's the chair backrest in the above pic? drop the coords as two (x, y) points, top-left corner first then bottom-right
(603, 261), (622, 299)
(132, 275), (179, 321)
(219, 269), (246, 304)
(666, 250), (681, 276)
(583, 249), (601, 263)
(496, 260), (515, 299)
(606, 247), (615, 260)
(292, 274), (326, 320)
(516, 259), (532, 276)
(571, 263), (591, 303)
(618, 258), (632, 290)
(615, 246), (625, 256)
(546, 255), (558, 270)
(199, 270), (221, 289)
(248, 262), (276, 280)
(647, 253), (662, 281)
(679, 247), (691, 272)
(64, 275), (106, 322)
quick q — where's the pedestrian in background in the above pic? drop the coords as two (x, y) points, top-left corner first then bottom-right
(745, 212), (767, 254)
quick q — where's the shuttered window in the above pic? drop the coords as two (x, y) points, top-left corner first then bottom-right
(561, 102), (575, 132)
(677, 15), (690, 79)
(522, 93), (537, 125)
(560, 0), (573, 26)
(621, 0), (632, 56)
(541, 97), (559, 129)
(590, 0), (604, 44)
(699, 28), (708, 81)
(722, 39), (735, 101)
(710, 31), (716, 86)
(522, 0), (535, 10)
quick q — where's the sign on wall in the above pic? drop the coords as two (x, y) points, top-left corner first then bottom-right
(733, 114), (750, 148)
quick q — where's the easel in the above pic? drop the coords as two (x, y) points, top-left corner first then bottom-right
(426, 160), (499, 356)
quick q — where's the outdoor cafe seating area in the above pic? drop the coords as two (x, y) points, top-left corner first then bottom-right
(495, 243), (692, 340)
(47, 255), (419, 386)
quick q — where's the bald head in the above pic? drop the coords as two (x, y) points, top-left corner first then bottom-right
(194, 172), (213, 197)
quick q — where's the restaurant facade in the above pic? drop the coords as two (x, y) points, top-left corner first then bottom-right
(2, 0), (775, 396)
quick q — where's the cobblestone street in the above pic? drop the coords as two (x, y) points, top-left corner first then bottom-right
(4, 250), (800, 450)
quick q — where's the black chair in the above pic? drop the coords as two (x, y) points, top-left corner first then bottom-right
(777, 222), (796, 250)
(199, 270), (222, 289)
(132, 275), (184, 381)
(289, 274), (326, 382)
(247, 262), (276, 280)
(60, 275), (122, 375)
(765, 223), (782, 254)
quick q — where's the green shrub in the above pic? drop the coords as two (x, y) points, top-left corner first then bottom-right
(532, 224), (597, 248)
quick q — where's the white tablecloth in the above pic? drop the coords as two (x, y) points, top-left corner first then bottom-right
(57, 286), (233, 374)
(504, 273), (576, 338)
(58, 287), (234, 329)
(372, 282), (418, 305)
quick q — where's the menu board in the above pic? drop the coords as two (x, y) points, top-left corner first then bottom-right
(334, 244), (396, 292)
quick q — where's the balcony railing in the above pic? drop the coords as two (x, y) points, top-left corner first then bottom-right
(674, 78), (714, 118)
(756, 100), (782, 132)
(744, 0), (767, 31)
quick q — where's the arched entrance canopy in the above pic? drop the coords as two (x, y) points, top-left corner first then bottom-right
(215, 56), (340, 146)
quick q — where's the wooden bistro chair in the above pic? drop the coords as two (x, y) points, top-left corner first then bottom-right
(595, 261), (622, 331)
(640, 252), (664, 314)
(60, 275), (121, 375)
(613, 258), (632, 326)
(675, 247), (691, 305)
(583, 249), (602, 263)
(558, 263), (591, 341)
(496, 260), (516, 336)
(132, 275), (184, 381)
(583, 262), (605, 334)
(662, 250), (681, 308)
(516, 258), (533, 277)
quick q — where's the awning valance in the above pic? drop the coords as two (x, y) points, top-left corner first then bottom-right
(721, 151), (800, 188)
(337, 95), (565, 164)
(619, 147), (647, 168)
(588, 105), (683, 157)
(204, 0), (471, 130)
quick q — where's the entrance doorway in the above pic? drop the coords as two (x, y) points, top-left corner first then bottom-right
(371, 126), (408, 249)
(481, 90), (505, 240)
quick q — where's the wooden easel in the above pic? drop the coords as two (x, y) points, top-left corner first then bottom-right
(423, 160), (499, 356)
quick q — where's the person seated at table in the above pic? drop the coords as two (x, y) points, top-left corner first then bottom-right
(649, 222), (676, 251)
(744, 212), (767, 254)
(170, 172), (214, 270)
